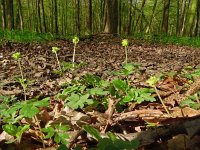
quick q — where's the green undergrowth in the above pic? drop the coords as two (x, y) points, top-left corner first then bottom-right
(130, 33), (200, 47)
(0, 30), (55, 43)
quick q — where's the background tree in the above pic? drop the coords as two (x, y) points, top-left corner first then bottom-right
(162, 0), (171, 33)
(104, 0), (118, 34)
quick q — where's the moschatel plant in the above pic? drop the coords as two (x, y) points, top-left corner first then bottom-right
(72, 36), (79, 68)
(12, 52), (32, 103)
(52, 46), (62, 73)
(122, 39), (129, 65)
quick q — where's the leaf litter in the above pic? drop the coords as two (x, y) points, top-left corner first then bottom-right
(1, 35), (200, 149)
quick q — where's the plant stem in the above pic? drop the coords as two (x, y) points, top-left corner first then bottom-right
(22, 86), (27, 103)
(154, 86), (170, 114)
(18, 60), (24, 79)
(72, 43), (76, 68)
(34, 115), (45, 149)
(125, 46), (128, 64)
(55, 52), (62, 73)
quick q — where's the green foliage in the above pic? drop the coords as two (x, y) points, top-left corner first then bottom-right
(83, 125), (140, 150)
(2, 124), (30, 143)
(180, 94), (200, 110)
(66, 93), (93, 109)
(0, 30), (54, 43)
(42, 124), (70, 145)
(114, 63), (140, 77)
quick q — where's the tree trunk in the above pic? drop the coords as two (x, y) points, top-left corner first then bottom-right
(54, 0), (59, 34)
(146, 0), (158, 33)
(104, 0), (118, 34)
(17, 0), (23, 30)
(41, 0), (47, 32)
(176, 0), (180, 35)
(179, 0), (187, 35)
(7, 0), (14, 29)
(194, 0), (200, 36)
(0, 0), (6, 29)
(185, 0), (198, 36)
(127, 0), (133, 34)
(86, 0), (92, 34)
(76, 0), (81, 35)
(162, 0), (171, 33)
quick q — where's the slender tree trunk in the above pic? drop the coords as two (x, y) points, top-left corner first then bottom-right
(195, 0), (200, 36)
(133, 0), (146, 33)
(146, 0), (158, 33)
(127, 0), (133, 34)
(41, 0), (47, 32)
(118, 0), (122, 34)
(185, 0), (198, 36)
(104, 0), (118, 34)
(179, 0), (187, 35)
(54, 0), (59, 34)
(162, 0), (171, 33)
(176, 0), (180, 35)
(75, 0), (81, 35)
(7, 0), (14, 29)
(17, 0), (23, 30)
(1, 0), (6, 29)
(86, 0), (92, 34)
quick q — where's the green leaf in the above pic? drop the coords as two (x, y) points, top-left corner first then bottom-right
(42, 127), (55, 139)
(66, 93), (93, 109)
(57, 144), (69, 150)
(33, 97), (50, 107)
(107, 132), (117, 142)
(2, 124), (18, 136)
(89, 87), (108, 96)
(83, 125), (101, 141)
(20, 104), (40, 118)
(54, 124), (70, 131)
(54, 132), (69, 145)
(112, 79), (128, 91)
(16, 125), (30, 142)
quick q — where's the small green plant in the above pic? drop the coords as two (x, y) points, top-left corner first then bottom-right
(12, 52), (32, 102)
(52, 47), (62, 73)
(122, 39), (129, 64)
(12, 52), (23, 79)
(72, 36), (79, 68)
(180, 93), (200, 110)
(83, 125), (140, 150)
(2, 124), (30, 143)
(42, 124), (70, 145)
(147, 76), (170, 114)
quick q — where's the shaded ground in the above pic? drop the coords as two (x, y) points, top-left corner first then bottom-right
(1, 35), (200, 149)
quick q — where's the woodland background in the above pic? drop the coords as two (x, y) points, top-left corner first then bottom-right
(0, 0), (199, 37)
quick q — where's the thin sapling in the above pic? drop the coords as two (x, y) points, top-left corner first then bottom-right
(122, 39), (129, 65)
(72, 36), (79, 68)
(52, 47), (62, 73)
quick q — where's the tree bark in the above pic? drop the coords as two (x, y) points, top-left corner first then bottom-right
(41, 0), (47, 32)
(104, 0), (118, 34)
(54, 0), (59, 34)
(162, 0), (171, 33)
(0, 0), (6, 29)
(146, 0), (158, 33)
(86, 0), (92, 34)
(185, 0), (198, 36)
(7, 0), (14, 29)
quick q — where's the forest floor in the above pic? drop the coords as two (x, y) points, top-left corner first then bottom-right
(1, 34), (200, 150)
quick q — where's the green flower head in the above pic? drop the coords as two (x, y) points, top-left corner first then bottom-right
(122, 39), (129, 47)
(73, 36), (79, 44)
(146, 76), (160, 87)
(52, 47), (60, 53)
(12, 52), (21, 60)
